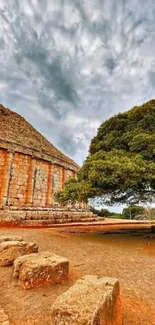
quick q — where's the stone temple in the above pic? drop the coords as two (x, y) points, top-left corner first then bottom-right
(0, 105), (97, 225)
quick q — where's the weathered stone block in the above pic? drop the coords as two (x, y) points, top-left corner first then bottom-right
(0, 241), (38, 266)
(0, 306), (10, 325)
(51, 275), (123, 325)
(13, 251), (69, 289)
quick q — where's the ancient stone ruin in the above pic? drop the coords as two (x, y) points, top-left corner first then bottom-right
(0, 239), (38, 266)
(0, 235), (123, 324)
(13, 251), (69, 289)
(0, 105), (98, 225)
(51, 275), (123, 325)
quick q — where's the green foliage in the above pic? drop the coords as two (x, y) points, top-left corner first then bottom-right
(56, 99), (155, 206)
(89, 206), (122, 218)
(54, 178), (90, 206)
(54, 178), (78, 206)
(90, 100), (155, 161)
(78, 149), (155, 204)
(122, 205), (145, 219)
(78, 99), (155, 205)
(89, 207), (111, 217)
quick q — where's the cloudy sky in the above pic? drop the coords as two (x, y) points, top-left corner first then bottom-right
(0, 0), (155, 168)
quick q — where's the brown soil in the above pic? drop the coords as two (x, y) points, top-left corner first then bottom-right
(0, 226), (155, 325)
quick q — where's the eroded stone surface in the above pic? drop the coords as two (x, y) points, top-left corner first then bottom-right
(13, 251), (69, 289)
(0, 105), (79, 212)
(51, 275), (123, 325)
(0, 241), (38, 266)
(0, 236), (23, 243)
(0, 306), (10, 325)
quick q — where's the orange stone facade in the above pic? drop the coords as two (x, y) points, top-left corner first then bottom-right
(0, 143), (78, 209)
(0, 105), (94, 225)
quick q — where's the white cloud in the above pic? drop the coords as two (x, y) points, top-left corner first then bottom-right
(0, 0), (155, 166)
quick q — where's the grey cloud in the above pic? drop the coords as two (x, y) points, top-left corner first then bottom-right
(58, 131), (86, 157)
(0, 0), (155, 164)
(105, 57), (118, 74)
(1, 4), (79, 111)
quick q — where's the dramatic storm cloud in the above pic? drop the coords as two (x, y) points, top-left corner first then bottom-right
(0, 0), (155, 165)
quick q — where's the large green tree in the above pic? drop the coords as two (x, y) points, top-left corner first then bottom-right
(56, 100), (155, 206)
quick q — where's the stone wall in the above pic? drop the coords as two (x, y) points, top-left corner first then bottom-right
(8, 153), (31, 206)
(0, 147), (78, 209)
(33, 160), (49, 207)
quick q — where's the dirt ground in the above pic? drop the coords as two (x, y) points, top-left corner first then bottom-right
(0, 226), (155, 325)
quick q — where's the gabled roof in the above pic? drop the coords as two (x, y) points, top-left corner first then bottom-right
(0, 104), (79, 169)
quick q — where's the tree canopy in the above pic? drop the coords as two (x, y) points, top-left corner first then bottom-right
(122, 205), (144, 219)
(56, 99), (155, 206)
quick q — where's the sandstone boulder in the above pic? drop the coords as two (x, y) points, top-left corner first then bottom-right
(0, 236), (23, 243)
(13, 251), (69, 289)
(0, 241), (38, 266)
(0, 306), (10, 325)
(51, 275), (123, 325)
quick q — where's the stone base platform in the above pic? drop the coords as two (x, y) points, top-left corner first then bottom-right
(0, 207), (101, 227)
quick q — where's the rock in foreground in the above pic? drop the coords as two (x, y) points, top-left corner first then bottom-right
(51, 275), (123, 325)
(13, 251), (69, 289)
(0, 241), (38, 266)
(0, 236), (23, 243)
(0, 306), (10, 325)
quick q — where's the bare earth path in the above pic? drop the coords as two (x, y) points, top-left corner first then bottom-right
(0, 226), (155, 325)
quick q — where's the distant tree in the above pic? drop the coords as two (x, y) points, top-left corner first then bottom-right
(89, 206), (111, 217)
(122, 205), (144, 219)
(99, 208), (111, 217)
(150, 207), (155, 218)
(143, 205), (155, 220)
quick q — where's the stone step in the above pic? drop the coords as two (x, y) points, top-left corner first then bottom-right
(80, 217), (100, 222)
(18, 220), (55, 226)
(52, 214), (94, 220)
(13, 218), (101, 226)
(54, 217), (99, 224)
(23, 216), (55, 221)
(54, 219), (72, 224)
(23, 215), (97, 221)
(22, 213), (96, 221)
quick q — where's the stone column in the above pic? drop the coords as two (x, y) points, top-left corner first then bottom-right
(52, 166), (65, 207)
(61, 167), (66, 190)
(0, 151), (14, 206)
(26, 158), (36, 206)
(46, 164), (53, 207)
(84, 202), (88, 209)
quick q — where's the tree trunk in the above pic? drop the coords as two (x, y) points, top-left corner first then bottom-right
(130, 207), (132, 220)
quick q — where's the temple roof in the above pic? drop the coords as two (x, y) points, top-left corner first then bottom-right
(0, 104), (79, 169)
